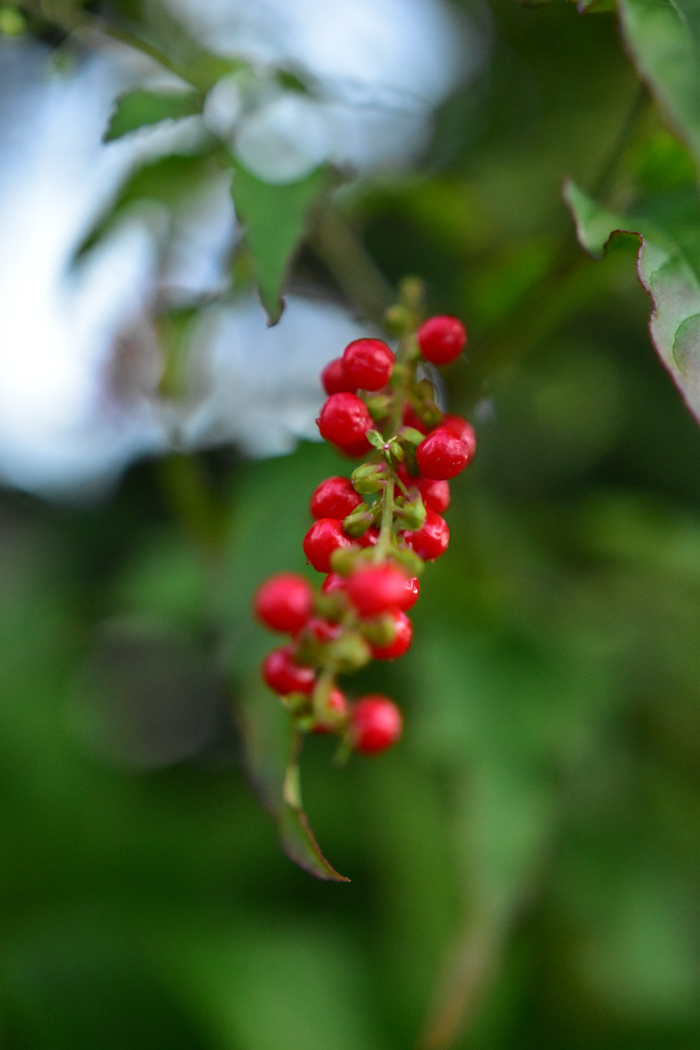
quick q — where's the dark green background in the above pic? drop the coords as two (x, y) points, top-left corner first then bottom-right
(1, 1), (698, 1047)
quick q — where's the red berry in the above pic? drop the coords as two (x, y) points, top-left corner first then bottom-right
(442, 414), (477, 464)
(356, 526), (379, 548)
(418, 477), (450, 514)
(311, 686), (348, 733)
(416, 427), (469, 480)
(342, 338), (395, 391)
(303, 518), (356, 573)
(369, 610), (413, 660)
(321, 572), (346, 595)
(262, 645), (315, 695)
(347, 564), (409, 618)
(322, 357), (357, 395)
(397, 464), (450, 514)
(402, 403), (430, 434)
(253, 572), (314, 634)
(299, 617), (343, 643)
(396, 575), (420, 611)
(350, 695), (403, 754)
(310, 476), (363, 520)
(340, 438), (373, 458)
(317, 392), (373, 451)
(417, 315), (467, 365)
(403, 508), (449, 561)
(396, 462), (418, 486)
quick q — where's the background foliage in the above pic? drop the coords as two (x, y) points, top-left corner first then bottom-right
(1, 0), (699, 1048)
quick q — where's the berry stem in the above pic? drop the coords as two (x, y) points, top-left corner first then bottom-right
(312, 665), (339, 721)
(283, 734), (304, 809)
(310, 602), (356, 723)
(388, 330), (418, 435)
(374, 472), (396, 562)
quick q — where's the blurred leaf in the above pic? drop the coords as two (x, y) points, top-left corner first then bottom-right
(0, 5), (26, 35)
(237, 679), (349, 881)
(630, 128), (697, 192)
(574, 0), (616, 12)
(468, 239), (556, 328)
(104, 88), (204, 142)
(618, 0), (700, 166)
(564, 178), (700, 427)
(121, 2), (249, 93)
(231, 161), (328, 324)
(157, 919), (386, 1050)
(562, 181), (632, 257)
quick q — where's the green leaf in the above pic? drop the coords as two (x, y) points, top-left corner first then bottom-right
(617, 0), (700, 166)
(237, 679), (349, 882)
(104, 89), (204, 142)
(231, 161), (328, 324)
(562, 181), (634, 258)
(278, 804), (350, 883)
(564, 178), (700, 426)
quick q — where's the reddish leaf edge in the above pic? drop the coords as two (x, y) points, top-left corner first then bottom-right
(279, 804), (351, 882)
(563, 177), (700, 428)
(235, 698), (350, 882)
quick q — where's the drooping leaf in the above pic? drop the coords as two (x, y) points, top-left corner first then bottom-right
(617, 0), (700, 166)
(564, 178), (700, 426)
(104, 88), (204, 142)
(231, 161), (328, 324)
(278, 802), (350, 883)
(237, 678), (349, 882)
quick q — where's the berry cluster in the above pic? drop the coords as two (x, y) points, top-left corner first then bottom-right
(253, 313), (475, 757)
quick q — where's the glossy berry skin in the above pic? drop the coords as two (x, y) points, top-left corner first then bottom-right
(317, 392), (373, 451)
(342, 338), (395, 391)
(416, 426), (469, 480)
(310, 476), (363, 520)
(321, 572), (346, 596)
(347, 564), (410, 618)
(417, 315), (467, 365)
(311, 687), (348, 733)
(442, 414), (477, 464)
(369, 610), (413, 660)
(403, 508), (449, 561)
(396, 575), (420, 611)
(254, 572), (314, 634)
(356, 526), (379, 548)
(397, 464), (450, 515)
(418, 477), (450, 514)
(263, 645), (315, 695)
(350, 695), (403, 754)
(322, 357), (357, 395)
(303, 518), (355, 573)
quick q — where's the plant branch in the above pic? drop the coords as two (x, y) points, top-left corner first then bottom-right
(465, 83), (651, 403)
(17, 1), (222, 89)
(373, 473), (396, 562)
(309, 204), (396, 326)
